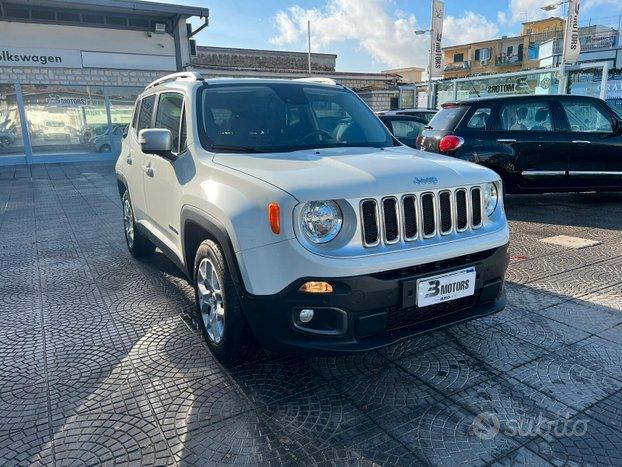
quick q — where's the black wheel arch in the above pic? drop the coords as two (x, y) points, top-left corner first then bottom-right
(180, 206), (246, 297)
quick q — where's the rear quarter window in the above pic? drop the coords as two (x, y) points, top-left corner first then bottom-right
(427, 107), (468, 130)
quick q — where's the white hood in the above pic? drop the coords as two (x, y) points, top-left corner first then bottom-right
(213, 146), (498, 201)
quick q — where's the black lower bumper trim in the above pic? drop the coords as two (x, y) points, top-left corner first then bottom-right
(241, 244), (509, 354)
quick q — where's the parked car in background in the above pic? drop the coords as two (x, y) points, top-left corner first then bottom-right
(417, 95), (622, 193)
(378, 108), (438, 123)
(90, 124), (128, 152)
(116, 73), (509, 363)
(0, 128), (16, 148)
(379, 114), (427, 148)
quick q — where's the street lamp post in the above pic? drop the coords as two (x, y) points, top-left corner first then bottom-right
(414, 28), (433, 108)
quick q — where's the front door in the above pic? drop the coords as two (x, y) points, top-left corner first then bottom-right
(143, 92), (187, 248)
(493, 99), (569, 190)
(126, 94), (156, 221)
(558, 98), (622, 189)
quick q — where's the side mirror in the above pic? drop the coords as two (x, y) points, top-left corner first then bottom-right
(138, 128), (175, 160)
(613, 119), (622, 136)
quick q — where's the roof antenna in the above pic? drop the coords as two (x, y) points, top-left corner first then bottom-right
(469, 79), (480, 98)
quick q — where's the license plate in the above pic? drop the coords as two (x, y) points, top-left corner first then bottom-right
(417, 267), (476, 307)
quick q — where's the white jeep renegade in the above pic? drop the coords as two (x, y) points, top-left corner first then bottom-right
(116, 72), (510, 362)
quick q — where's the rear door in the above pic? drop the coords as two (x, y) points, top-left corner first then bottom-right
(558, 98), (622, 189)
(489, 98), (569, 190)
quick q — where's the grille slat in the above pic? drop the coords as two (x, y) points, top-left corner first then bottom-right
(361, 185), (483, 247)
(471, 188), (482, 227)
(402, 196), (417, 240)
(361, 200), (379, 246)
(439, 191), (452, 234)
(382, 198), (399, 243)
(421, 193), (436, 237)
(455, 189), (468, 231)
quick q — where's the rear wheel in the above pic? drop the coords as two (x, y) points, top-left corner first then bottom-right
(194, 239), (256, 363)
(122, 190), (155, 257)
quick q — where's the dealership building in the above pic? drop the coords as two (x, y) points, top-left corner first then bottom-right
(0, 0), (405, 166)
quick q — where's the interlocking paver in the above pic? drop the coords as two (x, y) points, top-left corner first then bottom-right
(0, 162), (620, 464)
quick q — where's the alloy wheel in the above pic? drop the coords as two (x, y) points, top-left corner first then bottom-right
(197, 258), (225, 344)
(122, 196), (135, 248)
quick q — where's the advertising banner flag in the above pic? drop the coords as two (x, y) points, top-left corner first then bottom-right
(563, 0), (581, 64)
(430, 0), (444, 78)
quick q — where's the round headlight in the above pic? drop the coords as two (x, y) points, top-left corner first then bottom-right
(300, 201), (343, 244)
(483, 182), (499, 216)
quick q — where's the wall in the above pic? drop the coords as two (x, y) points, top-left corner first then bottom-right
(357, 90), (399, 112)
(0, 22), (178, 71)
(192, 46), (336, 72)
(0, 67), (162, 87)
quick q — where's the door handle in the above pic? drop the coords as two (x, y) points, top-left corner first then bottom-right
(572, 140), (591, 144)
(497, 138), (516, 143)
(142, 163), (153, 176)
(125, 154), (132, 164)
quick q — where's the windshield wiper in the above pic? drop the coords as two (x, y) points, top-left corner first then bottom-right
(208, 145), (267, 154)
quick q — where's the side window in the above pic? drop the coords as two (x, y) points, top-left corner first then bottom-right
(137, 95), (156, 132)
(179, 108), (187, 153)
(500, 102), (553, 132)
(561, 101), (613, 133)
(131, 100), (141, 133)
(155, 92), (184, 154)
(466, 107), (491, 129)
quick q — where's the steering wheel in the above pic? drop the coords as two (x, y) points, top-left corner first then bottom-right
(298, 129), (333, 142)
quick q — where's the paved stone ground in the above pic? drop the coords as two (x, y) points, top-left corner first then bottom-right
(1, 162), (621, 466)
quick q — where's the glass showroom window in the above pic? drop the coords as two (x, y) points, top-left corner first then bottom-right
(0, 85), (25, 158)
(107, 87), (143, 155)
(21, 85), (108, 156)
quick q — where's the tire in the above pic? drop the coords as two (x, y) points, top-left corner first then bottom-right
(99, 144), (111, 153)
(121, 190), (156, 258)
(194, 239), (256, 363)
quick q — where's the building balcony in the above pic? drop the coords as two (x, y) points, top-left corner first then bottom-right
(444, 61), (470, 72)
(495, 55), (523, 67)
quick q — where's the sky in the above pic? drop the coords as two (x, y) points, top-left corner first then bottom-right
(171, 0), (622, 72)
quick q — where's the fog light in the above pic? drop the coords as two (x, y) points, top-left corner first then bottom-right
(299, 309), (314, 323)
(299, 281), (333, 293)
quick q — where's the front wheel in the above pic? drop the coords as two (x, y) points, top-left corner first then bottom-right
(194, 240), (256, 363)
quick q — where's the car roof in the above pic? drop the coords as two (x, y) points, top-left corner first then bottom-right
(441, 94), (603, 107)
(138, 76), (344, 98)
(380, 108), (437, 115)
(379, 114), (429, 124)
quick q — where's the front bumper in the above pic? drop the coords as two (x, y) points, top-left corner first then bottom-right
(241, 244), (509, 354)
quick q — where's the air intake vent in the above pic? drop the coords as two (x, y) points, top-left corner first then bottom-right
(455, 189), (468, 231)
(402, 195), (418, 240)
(421, 193), (436, 237)
(382, 198), (399, 243)
(439, 191), (452, 234)
(471, 187), (482, 227)
(361, 200), (379, 246)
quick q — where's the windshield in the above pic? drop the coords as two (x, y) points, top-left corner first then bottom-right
(197, 83), (395, 153)
(608, 102), (622, 119)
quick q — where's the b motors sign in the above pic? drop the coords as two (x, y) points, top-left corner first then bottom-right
(0, 47), (82, 68)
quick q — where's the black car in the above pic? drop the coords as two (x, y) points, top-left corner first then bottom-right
(379, 114), (428, 148)
(378, 108), (437, 123)
(417, 95), (622, 193)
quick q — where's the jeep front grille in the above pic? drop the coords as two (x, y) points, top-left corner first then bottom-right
(360, 186), (484, 247)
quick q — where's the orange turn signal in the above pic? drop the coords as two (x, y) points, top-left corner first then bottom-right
(268, 203), (281, 235)
(298, 281), (333, 294)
